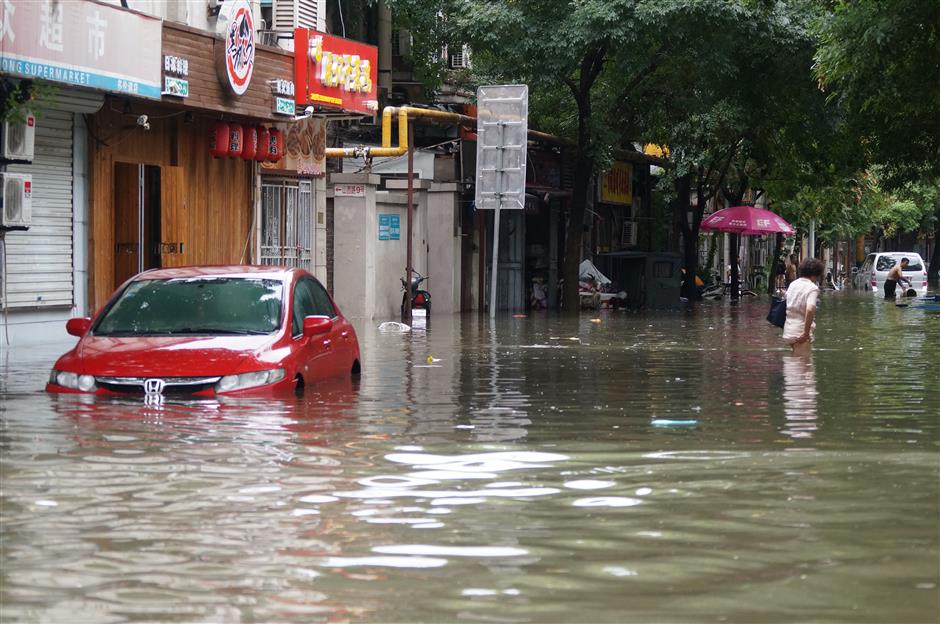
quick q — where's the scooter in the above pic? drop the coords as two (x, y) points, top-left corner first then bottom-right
(401, 271), (431, 317)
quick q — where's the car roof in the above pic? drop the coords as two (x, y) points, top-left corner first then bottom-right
(876, 252), (922, 258)
(133, 265), (303, 281)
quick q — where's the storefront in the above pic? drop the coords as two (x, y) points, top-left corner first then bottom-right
(0, 0), (160, 343)
(86, 9), (298, 309)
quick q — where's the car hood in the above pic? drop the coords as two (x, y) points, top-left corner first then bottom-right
(73, 335), (277, 377)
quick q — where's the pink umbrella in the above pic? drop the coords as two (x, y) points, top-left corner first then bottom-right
(700, 205), (795, 236)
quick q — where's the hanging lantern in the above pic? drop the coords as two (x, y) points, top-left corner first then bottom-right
(228, 123), (244, 158)
(267, 128), (284, 162)
(209, 121), (229, 158)
(254, 126), (270, 162)
(241, 125), (258, 161)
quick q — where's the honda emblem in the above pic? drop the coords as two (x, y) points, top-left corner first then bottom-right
(144, 378), (166, 395)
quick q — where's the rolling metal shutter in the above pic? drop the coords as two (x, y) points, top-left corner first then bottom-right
(4, 109), (74, 309)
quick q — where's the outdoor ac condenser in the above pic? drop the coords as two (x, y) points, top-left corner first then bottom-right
(622, 220), (638, 247)
(1, 114), (36, 162)
(0, 173), (33, 231)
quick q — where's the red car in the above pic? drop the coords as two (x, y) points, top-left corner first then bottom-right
(47, 266), (360, 397)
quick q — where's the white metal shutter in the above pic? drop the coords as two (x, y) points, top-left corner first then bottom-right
(4, 109), (73, 309)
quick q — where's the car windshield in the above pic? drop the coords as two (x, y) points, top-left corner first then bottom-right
(876, 256), (923, 272)
(94, 277), (283, 336)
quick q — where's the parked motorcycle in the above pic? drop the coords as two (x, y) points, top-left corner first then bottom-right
(401, 271), (431, 317)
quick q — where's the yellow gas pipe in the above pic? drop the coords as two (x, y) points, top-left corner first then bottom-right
(324, 106), (477, 159)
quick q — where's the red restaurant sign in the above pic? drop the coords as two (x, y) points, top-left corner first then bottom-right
(294, 29), (378, 116)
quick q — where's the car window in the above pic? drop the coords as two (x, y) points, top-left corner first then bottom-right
(876, 256), (896, 271)
(862, 255), (874, 272)
(877, 255), (924, 272)
(291, 279), (319, 337)
(94, 278), (282, 336)
(308, 279), (336, 318)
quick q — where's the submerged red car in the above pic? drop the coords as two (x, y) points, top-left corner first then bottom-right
(47, 266), (360, 397)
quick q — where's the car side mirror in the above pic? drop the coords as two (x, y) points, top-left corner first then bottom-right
(303, 315), (333, 337)
(66, 317), (92, 337)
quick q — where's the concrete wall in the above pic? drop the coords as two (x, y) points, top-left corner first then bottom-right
(330, 172), (461, 320)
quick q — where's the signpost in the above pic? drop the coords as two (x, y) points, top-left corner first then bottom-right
(475, 85), (528, 318)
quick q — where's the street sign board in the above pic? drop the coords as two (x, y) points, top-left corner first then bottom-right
(474, 85), (528, 210)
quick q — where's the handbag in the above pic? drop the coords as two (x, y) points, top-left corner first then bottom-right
(767, 295), (786, 328)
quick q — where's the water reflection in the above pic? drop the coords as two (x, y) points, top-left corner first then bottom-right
(782, 352), (818, 440)
(1, 294), (938, 623)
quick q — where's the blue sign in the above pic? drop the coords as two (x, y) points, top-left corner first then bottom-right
(379, 214), (400, 240)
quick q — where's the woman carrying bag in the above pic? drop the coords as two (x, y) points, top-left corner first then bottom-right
(781, 258), (824, 354)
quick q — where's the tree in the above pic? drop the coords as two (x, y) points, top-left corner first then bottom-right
(0, 79), (55, 124)
(814, 0), (940, 187)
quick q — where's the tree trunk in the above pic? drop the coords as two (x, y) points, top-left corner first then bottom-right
(930, 207), (940, 286)
(768, 232), (784, 294)
(561, 51), (603, 313)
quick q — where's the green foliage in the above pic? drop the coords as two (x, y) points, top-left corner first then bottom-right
(0, 79), (56, 124)
(814, 0), (940, 186)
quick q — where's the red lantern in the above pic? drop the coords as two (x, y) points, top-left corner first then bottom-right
(254, 126), (270, 162)
(209, 121), (229, 158)
(241, 125), (257, 161)
(228, 123), (243, 158)
(267, 128), (284, 162)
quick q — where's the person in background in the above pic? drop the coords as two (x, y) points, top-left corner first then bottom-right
(883, 257), (911, 300)
(785, 253), (799, 287)
(782, 258), (823, 354)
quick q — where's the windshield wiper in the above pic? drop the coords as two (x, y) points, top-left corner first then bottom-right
(162, 328), (273, 335)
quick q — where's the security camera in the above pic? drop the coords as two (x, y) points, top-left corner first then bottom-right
(137, 115), (150, 130)
(304, 106), (314, 116)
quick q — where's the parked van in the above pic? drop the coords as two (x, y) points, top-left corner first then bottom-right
(856, 252), (928, 297)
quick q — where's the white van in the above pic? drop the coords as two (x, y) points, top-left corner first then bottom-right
(857, 252), (928, 297)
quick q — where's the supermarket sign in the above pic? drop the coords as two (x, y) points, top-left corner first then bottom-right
(0, 0), (161, 99)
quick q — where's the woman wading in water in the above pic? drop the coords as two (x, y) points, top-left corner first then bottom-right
(783, 258), (824, 354)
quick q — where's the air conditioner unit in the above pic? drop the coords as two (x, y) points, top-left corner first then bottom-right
(621, 220), (638, 247)
(1, 114), (36, 162)
(0, 173), (32, 231)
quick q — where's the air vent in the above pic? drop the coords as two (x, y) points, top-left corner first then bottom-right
(621, 220), (637, 247)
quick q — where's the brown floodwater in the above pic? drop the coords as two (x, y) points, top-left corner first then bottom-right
(1, 292), (938, 622)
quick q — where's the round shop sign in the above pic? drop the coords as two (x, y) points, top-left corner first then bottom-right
(216, 0), (255, 96)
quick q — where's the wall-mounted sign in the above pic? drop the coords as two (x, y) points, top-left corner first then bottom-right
(271, 78), (294, 97)
(260, 117), (326, 176)
(163, 76), (189, 97)
(294, 29), (378, 116)
(215, 0), (255, 96)
(599, 161), (633, 206)
(0, 0), (161, 98)
(162, 54), (189, 97)
(334, 183), (366, 197)
(378, 214), (401, 241)
(274, 97), (294, 115)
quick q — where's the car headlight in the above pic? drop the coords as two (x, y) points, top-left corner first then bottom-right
(49, 370), (96, 392)
(215, 368), (286, 393)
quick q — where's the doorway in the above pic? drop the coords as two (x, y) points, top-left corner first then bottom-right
(113, 163), (185, 286)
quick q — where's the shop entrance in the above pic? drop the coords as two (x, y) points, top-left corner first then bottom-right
(113, 163), (186, 286)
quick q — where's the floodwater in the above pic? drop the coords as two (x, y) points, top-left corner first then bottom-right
(1, 292), (938, 623)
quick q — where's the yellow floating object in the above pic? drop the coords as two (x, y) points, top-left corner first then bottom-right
(426, 355), (434, 364)
(591, 318), (601, 323)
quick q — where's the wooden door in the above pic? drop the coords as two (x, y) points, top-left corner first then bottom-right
(160, 166), (187, 267)
(113, 162), (140, 287)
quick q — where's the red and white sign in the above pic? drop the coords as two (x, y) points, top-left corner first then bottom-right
(0, 0), (161, 99)
(215, 0), (255, 96)
(294, 29), (378, 116)
(334, 184), (366, 197)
